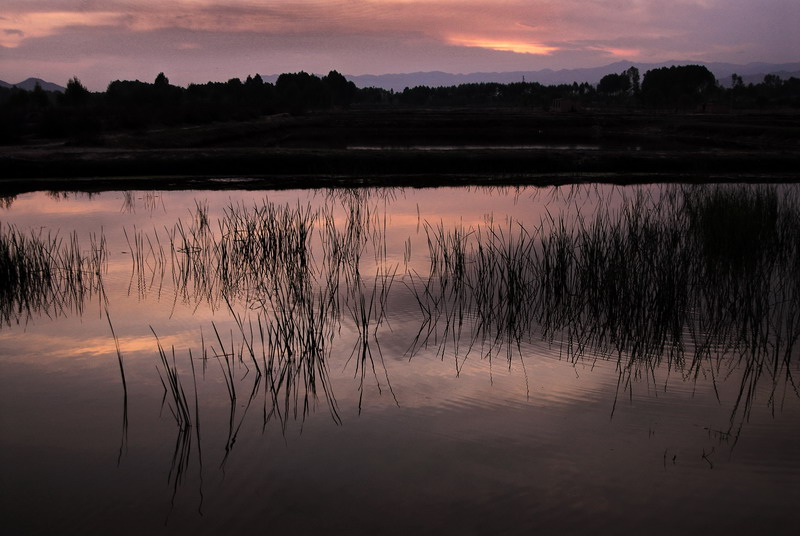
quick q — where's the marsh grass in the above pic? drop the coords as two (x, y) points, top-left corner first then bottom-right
(346, 266), (399, 412)
(150, 328), (206, 509)
(130, 196), (385, 432)
(121, 185), (799, 442)
(0, 222), (106, 326)
(120, 191), (165, 215)
(106, 309), (128, 465)
(123, 226), (166, 300)
(406, 184), (800, 432)
(153, 328), (196, 429)
(150, 337), (205, 511)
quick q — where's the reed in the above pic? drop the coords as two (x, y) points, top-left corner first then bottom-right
(151, 342), (204, 511)
(0, 222), (106, 326)
(106, 309), (128, 465)
(346, 266), (399, 411)
(121, 185), (799, 439)
(133, 197), (357, 429)
(406, 184), (800, 430)
(152, 328), (194, 429)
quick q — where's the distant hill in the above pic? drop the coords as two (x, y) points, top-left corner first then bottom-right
(261, 61), (800, 91)
(5, 62), (799, 95)
(0, 78), (65, 92)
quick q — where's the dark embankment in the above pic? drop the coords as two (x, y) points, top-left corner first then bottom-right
(1, 108), (798, 193)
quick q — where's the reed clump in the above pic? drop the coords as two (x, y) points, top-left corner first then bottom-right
(129, 196), (386, 429)
(0, 222), (106, 326)
(407, 184), (800, 428)
(123, 185), (799, 435)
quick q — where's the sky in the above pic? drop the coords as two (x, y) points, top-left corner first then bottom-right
(1, 1), (799, 90)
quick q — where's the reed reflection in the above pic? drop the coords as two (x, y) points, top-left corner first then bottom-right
(5, 185), (798, 449)
(0, 222), (106, 326)
(408, 185), (800, 438)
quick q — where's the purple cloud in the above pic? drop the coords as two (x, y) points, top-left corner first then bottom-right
(2, 1), (797, 89)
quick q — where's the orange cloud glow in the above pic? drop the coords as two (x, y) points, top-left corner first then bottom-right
(2, 0), (796, 90)
(446, 35), (558, 55)
(0, 11), (125, 47)
(586, 46), (643, 59)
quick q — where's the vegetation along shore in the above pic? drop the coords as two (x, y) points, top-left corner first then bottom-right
(1, 65), (798, 192)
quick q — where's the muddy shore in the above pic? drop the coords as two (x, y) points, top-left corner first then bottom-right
(2, 108), (798, 193)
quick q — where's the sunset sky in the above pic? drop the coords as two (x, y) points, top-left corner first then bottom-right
(2, 1), (798, 90)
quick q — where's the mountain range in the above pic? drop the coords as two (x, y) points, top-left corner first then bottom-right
(329, 61), (800, 91)
(3, 61), (799, 94)
(0, 77), (67, 92)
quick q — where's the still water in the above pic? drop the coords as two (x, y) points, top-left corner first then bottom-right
(1, 184), (798, 535)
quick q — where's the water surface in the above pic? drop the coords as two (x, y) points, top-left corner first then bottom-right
(1, 184), (798, 535)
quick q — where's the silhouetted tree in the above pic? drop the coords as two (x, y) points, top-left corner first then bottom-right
(763, 74), (782, 88)
(64, 77), (90, 106)
(323, 70), (357, 108)
(627, 67), (641, 95)
(598, 67), (640, 106)
(598, 73), (630, 95)
(641, 65), (717, 109)
(30, 83), (51, 109)
(4, 65), (798, 145)
(276, 72), (327, 114)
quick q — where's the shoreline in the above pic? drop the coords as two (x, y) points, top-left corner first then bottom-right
(2, 108), (798, 193)
(2, 147), (799, 194)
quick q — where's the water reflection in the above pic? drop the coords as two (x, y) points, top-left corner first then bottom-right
(111, 185), (799, 446)
(2, 183), (799, 524)
(410, 185), (800, 439)
(0, 223), (106, 326)
(120, 190), (166, 215)
(4, 185), (799, 433)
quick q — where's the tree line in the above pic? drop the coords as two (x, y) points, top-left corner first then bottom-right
(1, 65), (798, 144)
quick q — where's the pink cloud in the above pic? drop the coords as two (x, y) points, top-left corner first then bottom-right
(2, 1), (796, 88)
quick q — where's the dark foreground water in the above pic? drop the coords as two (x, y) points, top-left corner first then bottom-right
(1, 184), (798, 535)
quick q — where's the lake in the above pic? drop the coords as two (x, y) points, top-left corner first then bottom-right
(1, 183), (798, 535)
